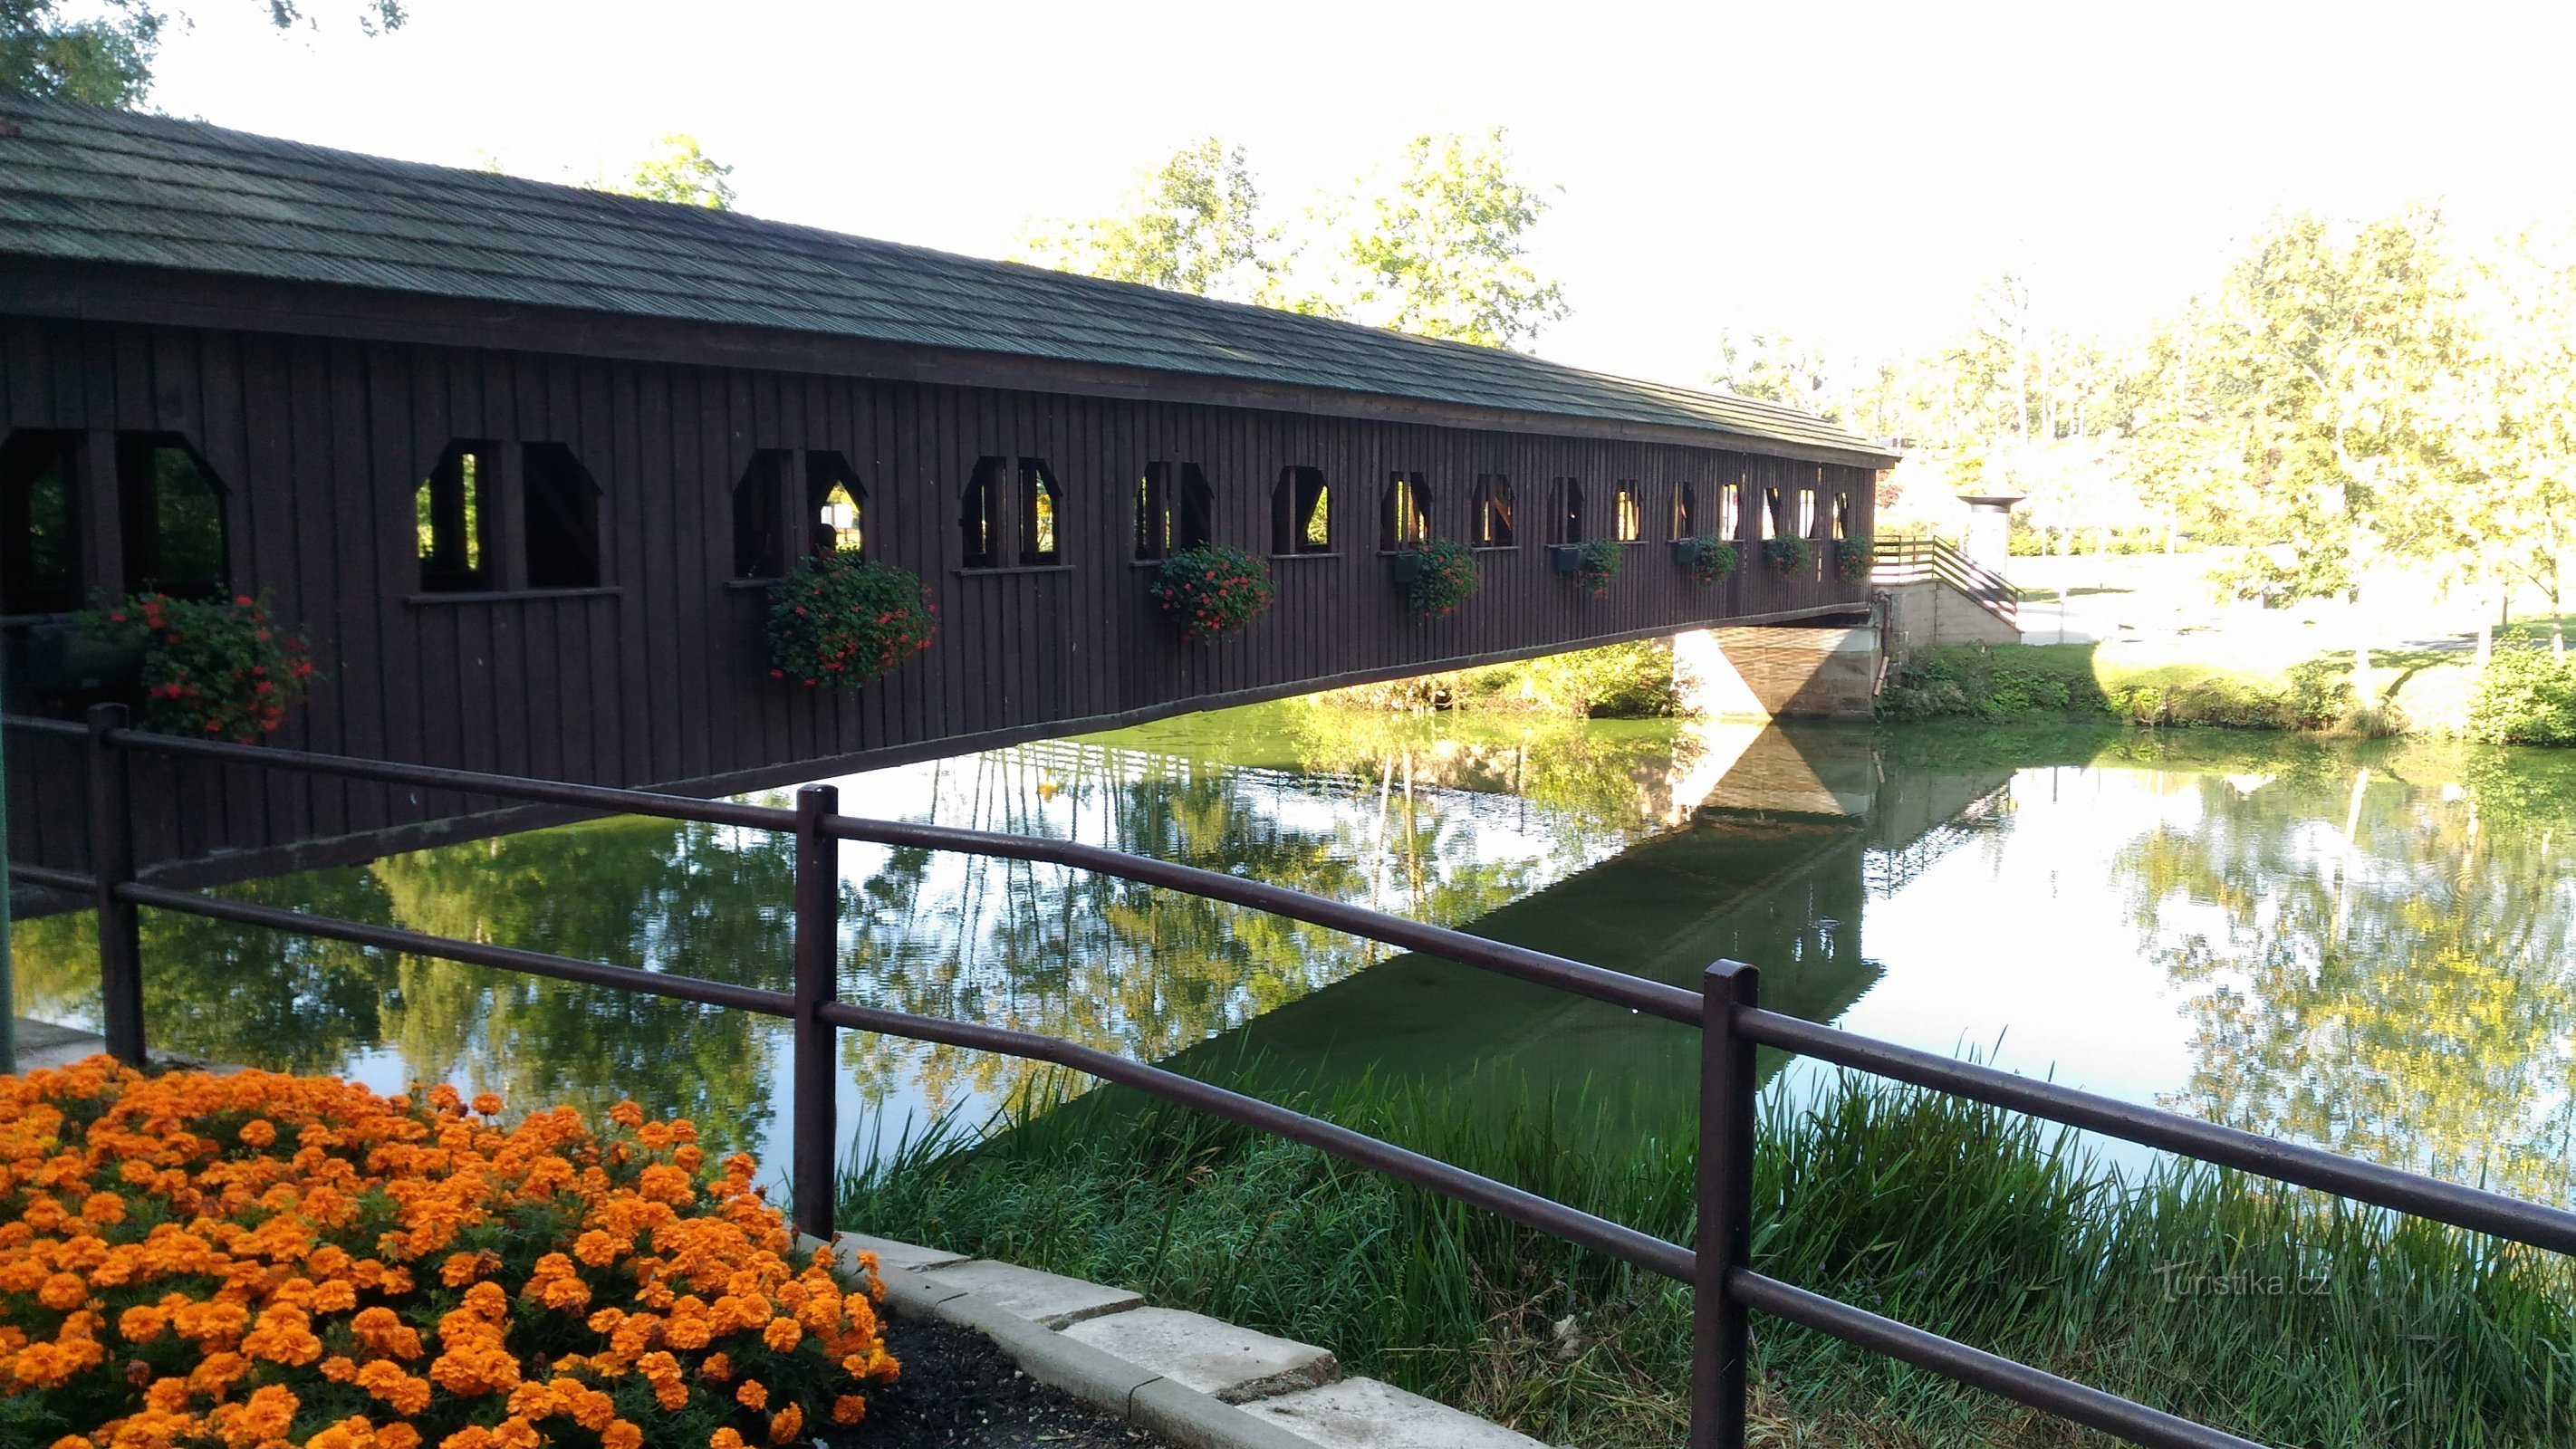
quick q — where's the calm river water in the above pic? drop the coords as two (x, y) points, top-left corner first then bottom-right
(15, 705), (2575, 1202)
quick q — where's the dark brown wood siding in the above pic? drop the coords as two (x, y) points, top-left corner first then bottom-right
(3, 316), (1873, 878)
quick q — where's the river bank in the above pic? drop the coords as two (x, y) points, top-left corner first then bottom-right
(843, 1070), (2575, 1449)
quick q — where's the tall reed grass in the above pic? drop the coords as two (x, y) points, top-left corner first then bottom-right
(839, 1070), (2575, 1447)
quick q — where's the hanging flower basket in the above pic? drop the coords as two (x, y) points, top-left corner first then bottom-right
(1399, 538), (1480, 618)
(1149, 544), (1275, 642)
(767, 552), (936, 687)
(1762, 537), (1812, 573)
(1833, 539), (1873, 584)
(1569, 540), (1621, 597)
(1674, 537), (1738, 585)
(76, 591), (316, 742)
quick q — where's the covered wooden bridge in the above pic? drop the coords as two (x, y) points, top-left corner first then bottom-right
(0, 95), (1894, 888)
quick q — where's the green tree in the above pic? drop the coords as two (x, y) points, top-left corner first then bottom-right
(610, 131), (735, 210)
(2459, 230), (2576, 656)
(1014, 138), (1265, 301)
(1711, 329), (1851, 422)
(1, 0), (403, 109)
(1307, 128), (1568, 349)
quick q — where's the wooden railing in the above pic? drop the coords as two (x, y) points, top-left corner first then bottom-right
(1872, 538), (2020, 627)
(11, 705), (2576, 1449)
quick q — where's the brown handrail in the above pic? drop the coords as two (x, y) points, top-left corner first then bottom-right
(7, 705), (2569, 1449)
(1871, 537), (2019, 626)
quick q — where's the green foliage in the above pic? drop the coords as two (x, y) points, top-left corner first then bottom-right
(1020, 130), (1568, 350)
(1147, 544), (1274, 642)
(2466, 644), (2576, 744)
(1403, 537), (1479, 619)
(1516, 641), (1677, 717)
(764, 552), (935, 688)
(1877, 644), (2352, 730)
(1569, 538), (1620, 596)
(1759, 536), (1809, 572)
(1831, 538), (1870, 582)
(78, 590), (315, 742)
(846, 1070), (2576, 1448)
(0, 0), (401, 108)
(1014, 138), (1265, 301)
(611, 132), (735, 210)
(1677, 536), (1735, 585)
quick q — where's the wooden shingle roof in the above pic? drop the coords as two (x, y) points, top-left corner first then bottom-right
(0, 96), (1897, 465)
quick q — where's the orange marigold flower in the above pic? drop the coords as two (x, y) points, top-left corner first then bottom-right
(708, 1432), (746, 1449)
(767, 1404), (803, 1444)
(762, 1316), (801, 1352)
(735, 1378), (767, 1411)
(601, 1424), (642, 1449)
(832, 1394), (869, 1425)
(471, 1092), (505, 1117)
(237, 1118), (276, 1148)
(79, 1191), (126, 1225)
(610, 1100), (645, 1128)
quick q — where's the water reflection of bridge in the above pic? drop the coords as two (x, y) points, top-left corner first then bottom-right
(1145, 722), (2019, 1145)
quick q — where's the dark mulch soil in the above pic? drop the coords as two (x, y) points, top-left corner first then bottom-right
(846, 1314), (1180, 1448)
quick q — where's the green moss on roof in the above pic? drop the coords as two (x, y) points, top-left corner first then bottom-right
(0, 96), (1893, 463)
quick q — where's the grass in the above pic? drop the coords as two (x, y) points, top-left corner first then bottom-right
(839, 1069), (2576, 1448)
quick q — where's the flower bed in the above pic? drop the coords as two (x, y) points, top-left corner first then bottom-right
(0, 1060), (896, 1449)
(766, 554), (936, 688)
(1147, 545), (1274, 642)
(78, 593), (316, 743)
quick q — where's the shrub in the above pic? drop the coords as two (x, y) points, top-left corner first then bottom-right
(1404, 539), (1480, 619)
(1831, 540), (1871, 584)
(1521, 641), (1678, 717)
(766, 554), (935, 688)
(1760, 537), (1810, 572)
(79, 592), (316, 743)
(1147, 545), (1274, 642)
(2467, 644), (2576, 745)
(1571, 540), (1621, 597)
(0, 1059), (896, 1449)
(1677, 537), (1736, 586)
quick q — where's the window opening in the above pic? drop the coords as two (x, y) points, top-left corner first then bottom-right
(730, 450), (792, 580)
(808, 451), (868, 558)
(1379, 472), (1428, 552)
(418, 441), (499, 592)
(1613, 483), (1642, 542)
(1717, 483), (1741, 540)
(1136, 462), (1214, 560)
(523, 442), (602, 589)
(118, 434), (228, 600)
(1021, 458), (1061, 565)
(1670, 483), (1698, 540)
(1833, 490), (1854, 541)
(1272, 466), (1331, 554)
(961, 456), (1004, 568)
(1, 429), (82, 614)
(1762, 487), (1783, 541)
(1798, 476), (1819, 538)
(1472, 474), (1514, 547)
(1546, 477), (1584, 545)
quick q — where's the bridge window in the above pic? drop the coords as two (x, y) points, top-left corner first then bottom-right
(1612, 483), (1642, 542)
(523, 443), (602, 589)
(1799, 472), (1820, 537)
(1, 429), (83, 615)
(420, 441), (499, 591)
(809, 451), (868, 557)
(1379, 472), (1428, 552)
(1022, 459), (1062, 564)
(119, 434), (229, 600)
(1717, 483), (1740, 539)
(1272, 466), (1331, 554)
(962, 456), (1062, 568)
(1669, 483), (1698, 540)
(1832, 489), (1854, 541)
(1471, 475), (1514, 547)
(731, 449), (793, 579)
(1762, 486), (1784, 540)
(1545, 477), (1583, 545)
(1135, 461), (1213, 561)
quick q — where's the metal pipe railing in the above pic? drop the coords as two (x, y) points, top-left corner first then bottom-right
(7, 705), (2571, 1449)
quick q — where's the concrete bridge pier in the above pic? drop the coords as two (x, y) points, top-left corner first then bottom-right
(1673, 619), (1883, 722)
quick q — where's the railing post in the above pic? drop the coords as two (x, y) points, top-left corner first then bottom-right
(791, 783), (841, 1243)
(1692, 959), (1760, 1449)
(85, 704), (144, 1066)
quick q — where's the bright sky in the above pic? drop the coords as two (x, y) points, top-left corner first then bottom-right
(149, 0), (2576, 388)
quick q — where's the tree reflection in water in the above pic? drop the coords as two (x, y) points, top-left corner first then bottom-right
(2122, 745), (2576, 1202)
